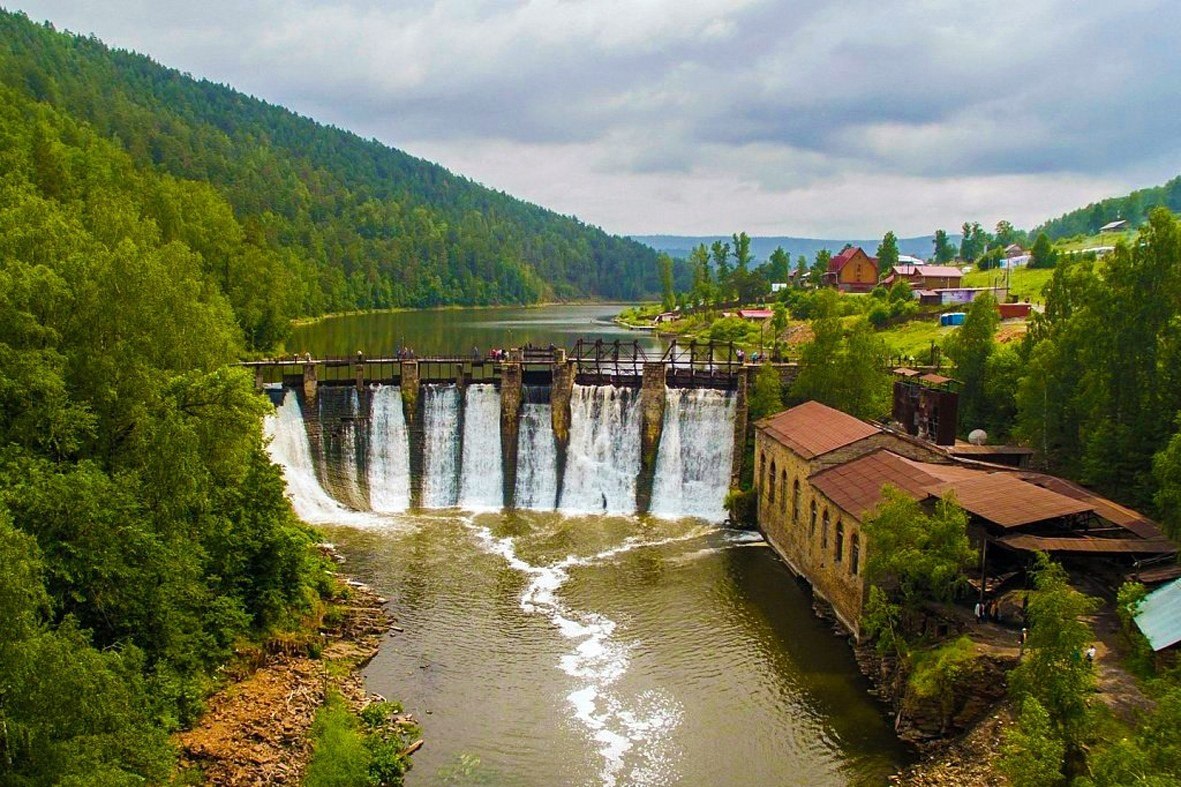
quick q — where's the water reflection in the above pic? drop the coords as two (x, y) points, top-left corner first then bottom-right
(289, 304), (663, 358)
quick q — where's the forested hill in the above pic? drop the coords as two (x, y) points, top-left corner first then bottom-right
(0, 10), (664, 346)
(1033, 173), (1181, 239)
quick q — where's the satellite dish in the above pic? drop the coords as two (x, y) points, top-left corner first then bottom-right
(968, 429), (988, 446)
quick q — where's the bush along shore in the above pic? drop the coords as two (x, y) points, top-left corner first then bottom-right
(176, 544), (421, 785)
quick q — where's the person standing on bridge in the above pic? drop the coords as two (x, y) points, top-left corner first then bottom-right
(473, 346), (481, 361)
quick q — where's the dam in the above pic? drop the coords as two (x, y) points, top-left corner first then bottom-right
(252, 340), (749, 521)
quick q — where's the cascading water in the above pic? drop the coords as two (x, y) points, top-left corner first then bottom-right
(422, 384), (462, 508)
(559, 385), (642, 515)
(315, 387), (366, 509)
(650, 388), (737, 523)
(264, 391), (365, 523)
(367, 385), (411, 513)
(459, 384), (504, 510)
(515, 385), (558, 510)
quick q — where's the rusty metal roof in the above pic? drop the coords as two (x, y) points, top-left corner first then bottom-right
(810, 449), (939, 517)
(1016, 472), (1169, 541)
(996, 533), (1176, 555)
(810, 449), (1095, 528)
(755, 401), (880, 460)
(928, 473), (1093, 528)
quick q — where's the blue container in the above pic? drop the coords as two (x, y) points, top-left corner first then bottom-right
(940, 312), (966, 327)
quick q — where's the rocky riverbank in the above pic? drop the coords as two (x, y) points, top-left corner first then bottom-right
(175, 546), (414, 785)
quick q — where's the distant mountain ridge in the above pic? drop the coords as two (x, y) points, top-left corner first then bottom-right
(632, 234), (946, 263)
(0, 10), (667, 337)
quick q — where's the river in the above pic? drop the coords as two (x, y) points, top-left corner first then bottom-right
(278, 305), (907, 786)
(288, 303), (664, 358)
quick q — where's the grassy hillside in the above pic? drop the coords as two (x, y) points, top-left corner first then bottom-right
(1033, 174), (1181, 239)
(0, 10), (670, 347)
(961, 267), (1055, 303)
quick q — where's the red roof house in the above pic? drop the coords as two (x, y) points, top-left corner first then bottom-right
(824, 247), (878, 293)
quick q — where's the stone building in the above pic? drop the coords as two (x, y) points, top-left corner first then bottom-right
(754, 400), (1177, 640)
(753, 401), (948, 636)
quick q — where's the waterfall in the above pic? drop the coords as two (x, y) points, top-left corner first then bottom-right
(367, 385), (410, 513)
(559, 384), (641, 515)
(459, 384), (504, 510)
(650, 388), (737, 523)
(515, 386), (558, 510)
(422, 384), (461, 508)
(316, 387), (365, 509)
(264, 390), (361, 523)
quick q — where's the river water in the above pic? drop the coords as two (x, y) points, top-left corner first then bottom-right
(278, 306), (906, 785)
(288, 303), (664, 358)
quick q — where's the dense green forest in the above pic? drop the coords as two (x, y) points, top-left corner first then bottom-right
(0, 10), (679, 351)
(1034, 173), (1181, 240)
(0, 68), (330, 781)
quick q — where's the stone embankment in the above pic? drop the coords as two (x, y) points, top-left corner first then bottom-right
(175, 546), (410, 785)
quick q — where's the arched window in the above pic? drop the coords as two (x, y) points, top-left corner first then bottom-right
(769, 461), (777, 502)
(792, 481), (801, 524)
(809, 500), (817, 538)
(780, 470), (788, 513)
(835, 520), (844, 563)
(851, 533), (860, 575)
(821, 509), (829, 550)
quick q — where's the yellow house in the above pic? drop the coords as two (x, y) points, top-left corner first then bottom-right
(823, 246), (878, 292)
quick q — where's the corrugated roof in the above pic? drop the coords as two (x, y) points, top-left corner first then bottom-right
(928, 473), (1093, 527)
(810, 449), (942, 518)
(948, 444), (1035, 456)
(1134, 578), (1181, 651)
(923, 266), (966, 278)
(1017, 473), (1169, 541)
(755, 400), (879, 460)
(996, 534), (1176, 555)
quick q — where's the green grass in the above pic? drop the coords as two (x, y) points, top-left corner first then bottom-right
(877, 319), (952, 360)
(960, 267), (1055, 303)
(1053, 230), (1135, 254)
(304, 691), (372, 787)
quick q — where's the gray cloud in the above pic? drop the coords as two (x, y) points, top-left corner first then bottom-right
(12, 0), (1181, 235)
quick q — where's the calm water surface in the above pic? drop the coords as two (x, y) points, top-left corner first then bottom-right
(288, 304), (663, 357)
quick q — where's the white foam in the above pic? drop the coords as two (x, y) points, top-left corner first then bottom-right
(264, 391), (386, 527)
(462, 519), (718, 785)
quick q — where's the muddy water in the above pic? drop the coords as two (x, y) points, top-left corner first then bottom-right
(322, 512), (907, 786)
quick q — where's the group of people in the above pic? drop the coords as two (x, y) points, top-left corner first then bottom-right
(473, 347), (511, 361)
(973, 598), (1003, 624)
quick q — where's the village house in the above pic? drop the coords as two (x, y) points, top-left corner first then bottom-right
(754, 401), (1176, 639)
(823, 247), (878, 292)
(917, 285), (1010, 307)
(881, 264), (964, 291)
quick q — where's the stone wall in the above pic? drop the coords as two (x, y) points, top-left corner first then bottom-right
(636, 363), (667, 514)
(499, 361), (523, 508)
(754, 431), (868, 638)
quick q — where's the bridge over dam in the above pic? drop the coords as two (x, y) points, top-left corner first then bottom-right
(248, 340), (786, 518)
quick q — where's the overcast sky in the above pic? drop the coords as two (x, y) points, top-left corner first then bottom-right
(12, 0), (1181, 237)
